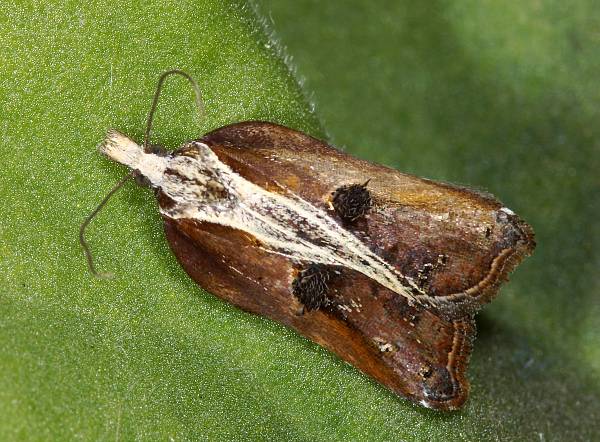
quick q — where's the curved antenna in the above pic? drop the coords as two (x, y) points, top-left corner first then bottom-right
(143, 69), (205, 151)
(80, 70), (204, 277)
(79, 171), (134, 278)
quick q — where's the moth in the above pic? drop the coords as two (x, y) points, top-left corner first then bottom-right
(83, 71), (535, 411)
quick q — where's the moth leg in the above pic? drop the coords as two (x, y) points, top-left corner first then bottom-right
(292, 263), (330, 312)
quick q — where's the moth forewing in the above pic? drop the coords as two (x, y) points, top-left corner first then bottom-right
(101, 126), (534, 321)
(102, 129), (442, 311)
(162, 214), (476, 410)
(200, 122), (535, 318)
(98, 121), (535, 411)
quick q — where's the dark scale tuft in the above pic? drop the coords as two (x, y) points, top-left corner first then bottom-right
(331, 181), (373, 221)
(292, 264), (330, 311)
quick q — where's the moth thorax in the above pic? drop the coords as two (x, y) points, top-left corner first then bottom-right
(164, 162), (229, 203)
(204, 177), (228, 200)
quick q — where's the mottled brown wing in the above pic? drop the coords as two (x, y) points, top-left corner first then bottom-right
(162, 216), (475, 410)
(199, 121), (535, 319)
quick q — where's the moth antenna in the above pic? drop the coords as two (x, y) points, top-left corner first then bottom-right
(144, 69), (205, 152)
(79, 171), (134, 278)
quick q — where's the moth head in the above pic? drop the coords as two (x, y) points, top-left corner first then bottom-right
(81, 70), (204, 278)
(99, 129), (168, 189)
(135, 144), (169, 187)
